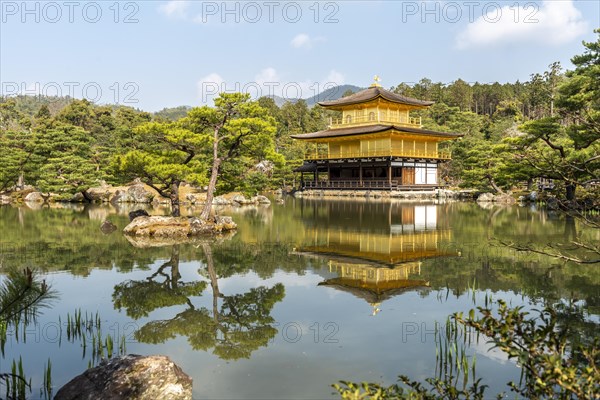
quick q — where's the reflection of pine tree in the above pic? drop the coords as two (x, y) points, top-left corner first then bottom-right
(113, 245), (207, 319)
(113, 243), (285, 360)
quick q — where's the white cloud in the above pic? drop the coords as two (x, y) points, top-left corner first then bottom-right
(255, 67), (280, 85)
(158, 0), (190, 19)
(291, 33), (312, 48)
(197, 72), (225, 104)
(456, 0), (588, 49)
(290, 33), (325, 49)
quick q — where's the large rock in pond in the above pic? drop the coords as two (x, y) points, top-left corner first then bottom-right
(251, 195), (271, 205)
(476, 193), (494, 202)
(123, 215), (237, 237)
(24, 191), (45, 203)
(493, 193), (516, 204)
(0, 194), (11, 205)
(54, 354), (192, 400)
(86, 186), (113, 202)
(111, 184), (155, 204)
(212, 195), (232, 206)
(231, 194), (255, 205)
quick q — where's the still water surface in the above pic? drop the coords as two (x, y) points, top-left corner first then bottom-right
(1, 198), (598, 398)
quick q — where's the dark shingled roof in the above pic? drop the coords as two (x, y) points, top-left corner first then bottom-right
(291, 124), (463, 140)
(319, 86), (434, 108)
(317, 278), (430, 304)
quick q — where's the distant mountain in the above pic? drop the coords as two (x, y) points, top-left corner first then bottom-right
(153, 105), (192, 121)
(269, 95), (290, 108)
(304, 85), (363, 107)
(266, 84), (364, 108)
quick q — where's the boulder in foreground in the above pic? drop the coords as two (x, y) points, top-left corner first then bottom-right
(123, 215), (237, 237)
(54, 354), (192, 400)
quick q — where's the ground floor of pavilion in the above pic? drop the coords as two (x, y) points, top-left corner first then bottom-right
(296, 158), (446, 191)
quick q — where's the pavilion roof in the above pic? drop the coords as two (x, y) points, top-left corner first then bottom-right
(291, 124), (463, 140)
(318, 86), (434, 108)
(318, 277), (430, 303)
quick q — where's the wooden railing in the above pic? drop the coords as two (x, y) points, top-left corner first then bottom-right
(303, 180), (399, 190)
(329, 115), (421, 129)
(301, 180), (444, 190)
(304, 149), (451, 160)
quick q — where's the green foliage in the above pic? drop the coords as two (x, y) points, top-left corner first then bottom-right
(460, 301), (599, 398)
(133, 283), (284, 360)
(0, 130), (34, 192)
(0, 268), (55, 332)
(32, 124), (99, 198)
(334, 300), (600, 399)
(113, 246), (207, 319)
(510, 31), (600, 200)
(179, 93), (278, 217)
(116, 120), (208, 215)
(239, 170), (270, 197)
(113, 241), (288, 360)
(0, 269), (55, 399)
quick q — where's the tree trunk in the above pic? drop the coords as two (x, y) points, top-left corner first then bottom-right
(81, 189), (93, 203)
(169, 245), (180, 290)
(566, 183), (576, 201)
(202, 242), (220, 323)
(17, 173), (24, 190)
(526, 178), (533, 191)
(200, 136), (222, 220)
(170, 181), (181, 217)
(488, 176), (504, 194)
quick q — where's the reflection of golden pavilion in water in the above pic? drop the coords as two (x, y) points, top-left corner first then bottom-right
(294, 201), (457, 314)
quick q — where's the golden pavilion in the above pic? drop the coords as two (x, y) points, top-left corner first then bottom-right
(292, 77), (462, 190)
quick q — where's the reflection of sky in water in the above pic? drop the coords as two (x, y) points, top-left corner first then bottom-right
(1, 200), (597, 398)
(4, 267), (523, 398)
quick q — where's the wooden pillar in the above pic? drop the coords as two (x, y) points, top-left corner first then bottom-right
(327, 162), (331, 186)
(388, 162), (392, 188)
(359, 161), (363, 186)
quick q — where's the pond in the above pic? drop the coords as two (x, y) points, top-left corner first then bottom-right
(0, 198), (598, 399)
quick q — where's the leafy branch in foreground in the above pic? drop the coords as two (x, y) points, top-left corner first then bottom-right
(334, 300), (600, 399)
(1, 268), (56, 399)
(0, 268), (55, 329)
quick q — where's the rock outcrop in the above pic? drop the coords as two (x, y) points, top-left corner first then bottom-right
(24, 191), (45, 203)
(54, 354), (192, 400)
(476, 193), (495, 202)
(123, 215), (237, 237)
(493, 193), (516, 204)
(477, 192), (516, 204)
(111, 184), (155, 204)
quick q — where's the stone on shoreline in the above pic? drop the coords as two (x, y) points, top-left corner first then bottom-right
(54, 354), (192, 400)
(24, 191), (45, 203)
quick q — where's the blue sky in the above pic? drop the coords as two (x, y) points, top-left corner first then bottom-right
(1, 0), (598, 111)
